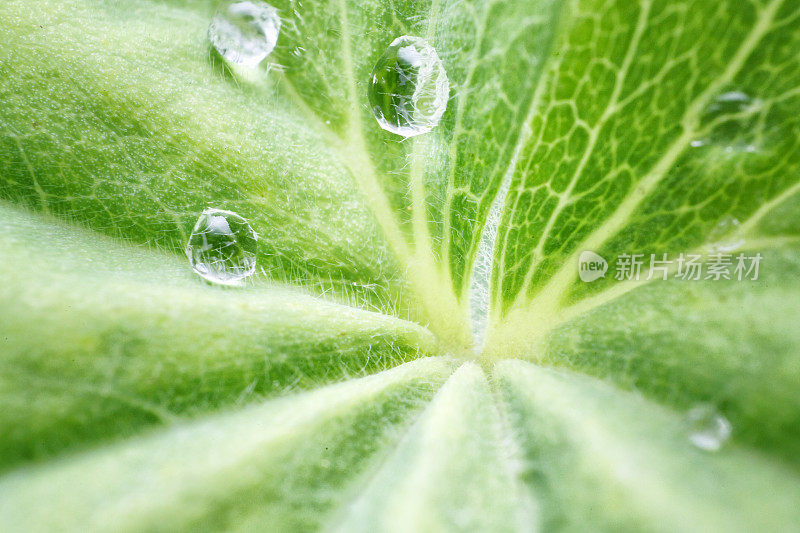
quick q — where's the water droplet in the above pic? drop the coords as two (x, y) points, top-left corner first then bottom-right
(686, 404), (731, 452)
(706, 215), (745, 253)
(209, 1), (281, 68)
(186, 209), (258, 285)
(691, 91), (763, 153)
(368, 36), (449, 137)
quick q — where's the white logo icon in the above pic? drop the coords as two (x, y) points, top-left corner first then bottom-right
(578, 251), (608, 282)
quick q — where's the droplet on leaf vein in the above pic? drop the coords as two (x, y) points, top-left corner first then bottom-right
(186, 208), (258, 285)
(686, 404), (732, 452)
(368, 36), (450, 137)
(209, 0), (281, 68)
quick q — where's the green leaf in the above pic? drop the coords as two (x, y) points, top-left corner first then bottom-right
(485, 0), (800, 353)
(0, 203), (436, 470)
(327, 363), (535, 532)
(539, 244), (800, 467)
(0, 357), (455, 531)
(495, 360), (800, 531)
(1, 0), (799, 530)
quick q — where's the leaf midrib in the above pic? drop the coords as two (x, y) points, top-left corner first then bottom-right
(272, 0), (475, 353)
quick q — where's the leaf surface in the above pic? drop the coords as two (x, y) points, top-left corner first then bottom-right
(1, 0), (800, 530)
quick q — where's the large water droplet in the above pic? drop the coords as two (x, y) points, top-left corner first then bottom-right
(368, 36), (449, 137)
(691, 91), (762, 153)
(706, 215), (745, 253)
(686, 404), (731, 452)
(186, 208), (258, 285)
(209, 1), (281, 68)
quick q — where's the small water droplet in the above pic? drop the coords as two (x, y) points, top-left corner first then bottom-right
(686, 404), (731, 452)
(691, 91), (763, 153)
(186, 208), (258, 285)
(706, 215), (745, 253)
(368, 36), (449, 137)
(209, 1), (281, 68)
